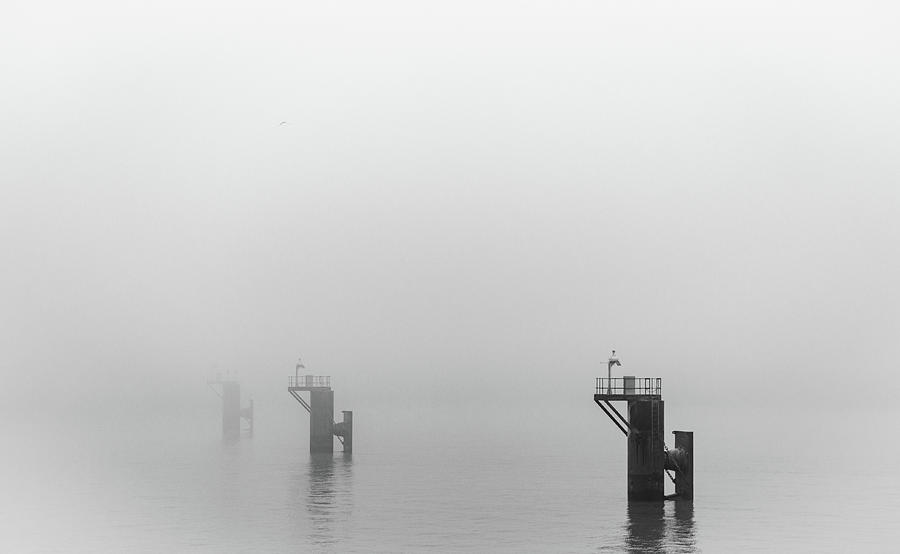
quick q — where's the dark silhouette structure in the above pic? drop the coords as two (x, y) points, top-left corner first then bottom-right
(208, 374), (254, 439)
(594, 375), (693, 501)
(288, 375), (352, 453)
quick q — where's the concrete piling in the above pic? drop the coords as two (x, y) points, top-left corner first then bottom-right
(594, 375), (693, 501)
(288, 374), (352, 454)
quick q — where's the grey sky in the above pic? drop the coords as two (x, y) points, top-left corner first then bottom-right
(2, 1), (898, 419)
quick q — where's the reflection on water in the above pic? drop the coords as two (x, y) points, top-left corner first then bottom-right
(626, 502), (664, 552)
(625, 501), (695, 553)
(304, 453), (353, 547)
(671, 501), (695, 550)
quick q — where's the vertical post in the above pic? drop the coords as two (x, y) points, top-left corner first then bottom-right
(673, 431), (693, 500)
(309, 389), (335, 453)
(222, 382), (241, 439)
(247, 398), (254, 434)
(341, 411), (353, 453)
(627, 399), (665, 501)
(607, 351), (620, 394)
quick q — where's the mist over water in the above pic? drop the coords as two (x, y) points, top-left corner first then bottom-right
(3, 0), (900, 550)
(3, 395), (900, 552)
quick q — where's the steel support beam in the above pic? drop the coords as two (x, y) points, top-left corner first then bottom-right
(594, 398), (628, 436)
(604, 400), (634, 434)
(289, 389), (311, 413)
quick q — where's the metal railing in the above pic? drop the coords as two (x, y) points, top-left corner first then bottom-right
(288, 375), (331, 388)
(595, 377), (662, 396)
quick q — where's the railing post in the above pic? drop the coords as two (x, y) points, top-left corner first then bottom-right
(595, 377), (663, 396)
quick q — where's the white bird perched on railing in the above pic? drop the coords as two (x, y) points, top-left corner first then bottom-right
(607, 350), (621, 394)
(608, 350), (621, 370)
(295, 357), (305, 379)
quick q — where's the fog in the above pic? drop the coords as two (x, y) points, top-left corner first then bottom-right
(2, 0), (899, 435)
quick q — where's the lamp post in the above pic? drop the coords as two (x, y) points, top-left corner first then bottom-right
(607, 350), (621, 394)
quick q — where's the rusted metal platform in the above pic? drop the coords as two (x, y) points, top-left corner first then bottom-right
(592, 375), (693, 501)
(594, 377), (662, 402)
(287, 374), (351, 453)
(288, 374), (332, 391)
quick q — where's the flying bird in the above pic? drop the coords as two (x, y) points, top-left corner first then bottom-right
(279, 121), (288, 126)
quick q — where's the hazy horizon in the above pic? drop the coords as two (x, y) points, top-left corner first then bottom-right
(2, 3), (900, 549)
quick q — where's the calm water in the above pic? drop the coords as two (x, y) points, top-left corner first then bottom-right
(3, 406), (899, 552)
